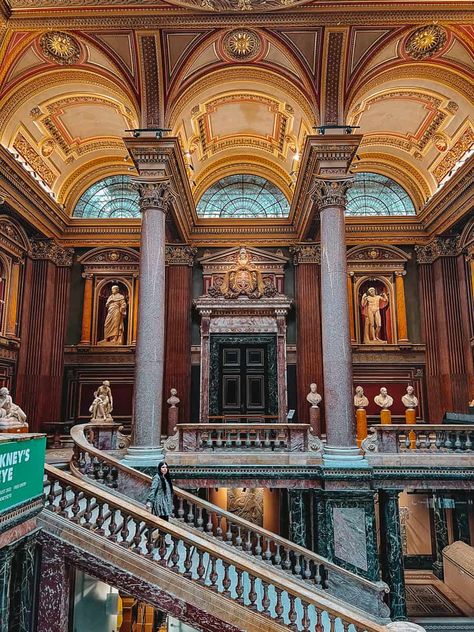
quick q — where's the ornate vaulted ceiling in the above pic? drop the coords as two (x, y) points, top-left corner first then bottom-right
(0, 0), (472, 245)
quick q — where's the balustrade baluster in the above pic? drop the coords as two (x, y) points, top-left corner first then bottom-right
(58, 483), (69, 517)
(455, 430), (462, 451)
(404, 433), (410, 450)
(158, 533), (167, 562)
(274, 587), (284, 622)
(244, 529), (252, 552)
(236, 432), (242, 448)
(466, 431), (473, 450)
(255, 431), (261, 448)
(282, 548), (292, 570)
(255, 534), (262, 558)
(196, 507), (204, 530)
(83, 496), (94, 529)
(245, 432), (251, 447)
(314, 563), (322, 588)
(415, 432), (422, 449)
(168, 539), (179, 569)
(225, 430), (232, 448)
(235, 571), (244, 604)
(235, 526), (242, 549)
(222, 562), (231, 596)
(120, 515), (130, 546)
(206, 432), (212, 448)
(45, 480), (55, 508)
(177, 498), (185, 521)
(301, 603), (311, 631)
(196, 551), (205, 580)
(205, 511), (213, 534)
(186, 501), (195, 525)
(71, 491), (81, 523)
(445, 431), (453, 449)
(226, 521), (233, 543)
(145, 527), (154, 559)
(263, 537), (272, 561)
(315, 610), (324, 632)
(248, 575), (257, 608)
(435, 431), (443, 450)
(216, 516), (223, 540)
(132, 519), (142, 549)
(183, 546), (193, 578)
(294, 553), (302, 577)
(303, 558), (311, 579)
(209, 557), (218, 589)
(264, 430), (271, 448)
(288, 598), (297, 626)
(261, 583), (270, 612)
(274, 543), (282, 567)
(95, 502), (106, 536)
(216, 430), (223, 448)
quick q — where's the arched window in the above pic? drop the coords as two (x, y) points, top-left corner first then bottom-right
(196, 174), (290, 219)
(346, 172), (416, 216)
(73, 175), (140, 218)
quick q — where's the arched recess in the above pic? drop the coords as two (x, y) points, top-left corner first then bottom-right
(0, 68), (139, 206)
(345, 58), (474, 201)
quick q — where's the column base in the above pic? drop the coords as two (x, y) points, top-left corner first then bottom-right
(322, 445), (368, 468)
(122, 445), (164, 469)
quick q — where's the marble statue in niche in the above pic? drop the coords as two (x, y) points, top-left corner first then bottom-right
(306, 383), (322, 407)
(374, 387), (393, 409)
(89, 380), (114, 422)
(98, 285), (127, 345)
(402, 385), (419, 409)
(354, 385), (369, 409)
(360, 285), (389, 344)
(0, 387), (28, 429)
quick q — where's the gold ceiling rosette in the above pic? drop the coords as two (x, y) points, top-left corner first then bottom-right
(39, 32), (81, 65)
(405, 25), (448, 60)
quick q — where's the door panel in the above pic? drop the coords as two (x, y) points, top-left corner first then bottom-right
(219, 343), (267, 416)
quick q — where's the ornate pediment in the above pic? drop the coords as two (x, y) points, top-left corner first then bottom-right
(78, 247), (139, 275)
(347, 244), (410, 273)
(199, 246), (288, 298)
(0, 215), (29, 258)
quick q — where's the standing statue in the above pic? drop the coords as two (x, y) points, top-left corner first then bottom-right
(98, 285), (127, 346)
(354, 385), (369, 409)
(89, 380), (113, 422)
(374, 387), (393, 409)
(0, 387), (28, 429)
(306, 383), (322, 407)
(361, 287), (389, 344)
(402, 385), (418, 409)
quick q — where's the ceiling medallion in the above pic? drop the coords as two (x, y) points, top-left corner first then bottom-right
(40, 32), (81, 65)
(223, 29), (261, 61)
(405, 25), (447, 60)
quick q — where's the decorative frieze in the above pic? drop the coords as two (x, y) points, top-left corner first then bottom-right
(415, 236), (460, 264)
(29, 238), (73, 267)
(290, 243), (321, 265)
(165, 245), (196, 266)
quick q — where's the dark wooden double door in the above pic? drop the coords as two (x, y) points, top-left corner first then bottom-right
(219, 344), (268, 416)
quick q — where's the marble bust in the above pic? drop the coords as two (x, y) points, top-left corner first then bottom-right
(374, 387), (393, 409)
(167, 388), (180, 408)
(402, 385), (418, 409)
(306, 383), (322, 408)
(354, 386), (369, 409)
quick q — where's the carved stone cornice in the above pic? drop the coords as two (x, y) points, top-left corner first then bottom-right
(165, 245), (197, 266)
(30, 238), (74, 267)
(415, 236), (461, 264)
(133, 178), (175, 214)
(311, 178), (353, 211)
(290, 243), (321, 265)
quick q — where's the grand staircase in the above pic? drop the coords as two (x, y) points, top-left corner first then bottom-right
(39, 423), (410, 631)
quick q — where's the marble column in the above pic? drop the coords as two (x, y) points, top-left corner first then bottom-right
(125, 178), (174, 466)
(288, 490), (308, 548)
(37, 543), (71, 632)
(0, 546), (13, 632)
(9, 537), (37, 632)
(312, 179), (361, 464)
(432, 493), (449, 579)
(379, 490), (407, 620)
(453, 492), (471, 545)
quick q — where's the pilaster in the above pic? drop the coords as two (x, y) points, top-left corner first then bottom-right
(379, 490), (407, 620)
(37, 542), (71, 632)
(288, 490), (309, 548)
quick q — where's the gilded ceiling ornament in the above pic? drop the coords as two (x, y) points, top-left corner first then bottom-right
(433, 134), (448, 152)
(222, 29), (261, 61)
(40, 139), (55, 157)
(405, 25), (447, 60)
(39, 32), (81, 65)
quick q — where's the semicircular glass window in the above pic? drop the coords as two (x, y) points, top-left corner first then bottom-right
(196, 174), (290, 218)
(73, 175), (140, 218)
(346, 172), (416, 216)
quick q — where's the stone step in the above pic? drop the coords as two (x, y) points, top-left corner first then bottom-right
(413, 618), (474, 632)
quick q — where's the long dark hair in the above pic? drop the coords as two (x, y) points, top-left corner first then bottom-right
(157, 461), (173, 494)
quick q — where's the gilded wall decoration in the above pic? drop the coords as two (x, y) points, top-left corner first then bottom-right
(221, 29), (261, 61)
(405, 25), (447, 60)
(431, 124), (474, 183)
(30, 238), (74, 267)
(39, 31), (81, 65)
(12, 132), (57, 187)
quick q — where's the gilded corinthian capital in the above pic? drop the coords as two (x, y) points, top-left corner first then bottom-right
(133, 178), (175, 213)
(311, 178), (353, 211)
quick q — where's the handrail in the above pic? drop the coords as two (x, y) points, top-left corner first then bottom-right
(363, 424), (474, 453)
(70, 423), (389, 619)
(44, 463), (389, 632)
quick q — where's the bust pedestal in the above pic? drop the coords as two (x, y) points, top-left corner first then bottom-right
(309, 407), (321, 437)
(380, 409), (392, 425)
(405, 408), (416, 449)
(356, 409), (367, 447)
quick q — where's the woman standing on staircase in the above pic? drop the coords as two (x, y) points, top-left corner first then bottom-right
(145, 461), (174, 521)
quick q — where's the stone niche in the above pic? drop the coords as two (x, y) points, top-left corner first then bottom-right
(194, 246), (292, 423)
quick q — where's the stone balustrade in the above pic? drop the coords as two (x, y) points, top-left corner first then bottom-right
(165, 423), (321, 453)
(44, 463), (391, 631)
(362, 424), (474, 454)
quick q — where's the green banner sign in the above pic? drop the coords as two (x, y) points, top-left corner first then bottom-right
(0, 435), (46, 514)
